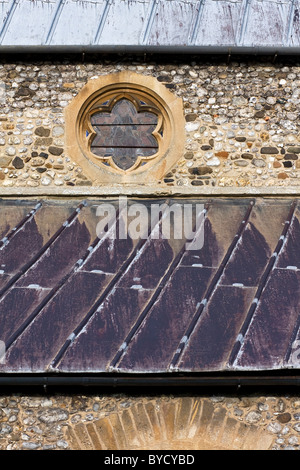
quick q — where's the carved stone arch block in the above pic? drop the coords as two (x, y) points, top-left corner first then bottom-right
(65, 72), (185, 185)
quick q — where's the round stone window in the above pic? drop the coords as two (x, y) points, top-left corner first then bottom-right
(87, 94), (161, 171)
(65, 72), (185, 185)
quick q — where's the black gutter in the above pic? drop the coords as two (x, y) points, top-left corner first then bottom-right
(0, 45), (299, 56)
(0, 374), (300, 388)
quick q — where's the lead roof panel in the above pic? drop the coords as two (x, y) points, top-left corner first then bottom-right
(0, 197), (299, 376)
(0, 0), (300, 52)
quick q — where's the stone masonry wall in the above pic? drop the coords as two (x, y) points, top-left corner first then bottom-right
(2, 391), (300, 450)
(0, 55), (300, 193)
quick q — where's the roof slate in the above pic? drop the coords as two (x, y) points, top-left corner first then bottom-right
(0, 197), (299, 376)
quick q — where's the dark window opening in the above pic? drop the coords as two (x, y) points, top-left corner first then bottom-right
(90, 98), (159, 171)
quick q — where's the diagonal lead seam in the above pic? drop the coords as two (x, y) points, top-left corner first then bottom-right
(188, 0), (205, 45)
(168, 199), (255, 371)
(282, 208), (300, 365)
(4, 203), (124, 352)
(237, 0), (252, 46)
(285, 0), (297, 46)
(50, 198), (171, 370)
(228, 198), (298, 368)
(140, 0), (159, 45)
(0, 200), (87, 300)
(94, 0), (113, 44)
(108, 201), (210, 371)
(0, 200), (42, 249)
(0, 0), (19, 45)
(44, 0), (66, 45)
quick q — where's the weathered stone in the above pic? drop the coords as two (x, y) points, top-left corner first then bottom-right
(234, 160), (248, 167)
(35, 127), (50, 137)
(288, 436), (299, 446)
(293, 423), (300, 433)
(185, 122), (200, 132)
(5, 146), (16, 157)
(267, 422), (282, 434)
(252, 158), (266, 167)
(284, 154), (298, 160)
(31, 157), (45, 167)
(15, 85), (34, 97)
(287, 146), (300, 153)
(242, 153), (253, 160)
(12, 156), (24, 169)
(0, 156), (12, 167)
(185, 113), (197, 122)
(254, 110), (265, 119)
(261, 147), (279, 154)
(260, 132), (269, 141)
(277, 413), (291, 424)
(215, 151), (229, 158)
(184, 152), (194, 160)
(48, 146), (64, 156)
(189, 166), (213, 176)
(22, 442), (40, 450)
(35, 137), (53, 146)
(52, 126), (64, 137)
(245, 411), (262, 424)
(232, 96), (247, 106)
(201, 145), (212, 151)
(38, 408), (69, 424)
(3, 123), (14, 130)
(206, 157), (220, 166)
(157, 75), (172, 83)
(39, 152), (48, 159)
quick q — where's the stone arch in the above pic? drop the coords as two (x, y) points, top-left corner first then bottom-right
(65, 397), (274, 450)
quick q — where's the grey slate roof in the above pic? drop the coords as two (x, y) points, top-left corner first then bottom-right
(0, 0), (300, 54)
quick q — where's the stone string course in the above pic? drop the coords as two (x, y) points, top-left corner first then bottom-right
(1, 393), (300, 450)
(1, 57), (300, 191)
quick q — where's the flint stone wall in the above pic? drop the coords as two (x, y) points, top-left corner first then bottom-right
(1, 392), (300, 450)
(0, 55), (300, 193)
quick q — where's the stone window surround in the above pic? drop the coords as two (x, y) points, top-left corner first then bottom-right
(65, 71), (185, 185)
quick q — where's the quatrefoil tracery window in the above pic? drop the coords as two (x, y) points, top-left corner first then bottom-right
(65, 72), (185, 184)
(87, 94), (163, 172)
